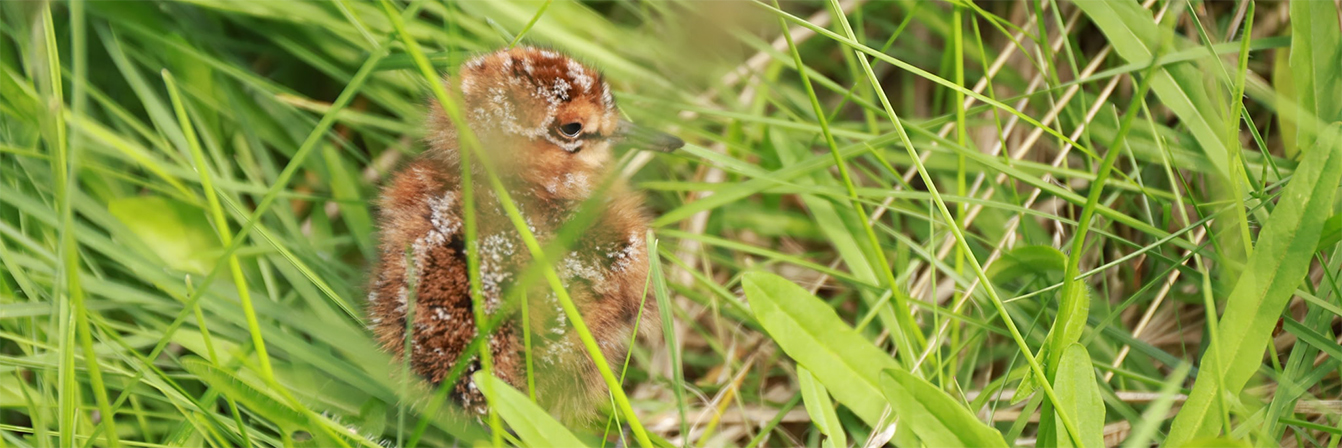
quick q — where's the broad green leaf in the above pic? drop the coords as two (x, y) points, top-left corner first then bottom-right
(179, 357), (308, 432)
(1011, 283), (1090, 405)
(356, 399), (388, 439)
(1173, 437), (1252, 448)
(879, 369), (1008, 448)
(1074, 0), (1231, 179)
(797, 366), (846, 448)
(108, 196), (221, 274)
(985, 245), (1066, 284)
(1288, 0), (1342, 156)
(472, 372), (587, 448)
(1042, 344), (1105, 448)
(1167, 124), (1342, 444)
(1318, 213), (1342, 251)
(741, 271), (897, 425)
(1273, 46), (1299, 159)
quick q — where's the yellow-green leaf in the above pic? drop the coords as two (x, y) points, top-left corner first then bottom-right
(986, 245), (1067, 284)
(1287, 0), (1342, 155)
(879, 369), (1009, 448)
(108, 196), (220, 274)
(1173, 437), (1252, 448)
(473, 372), (587, 448)
(741, 271), (898, 426)
(797, 366), (846, 448)
(1043, 344), (1105, 448)
(1167, 124), (1342, 443)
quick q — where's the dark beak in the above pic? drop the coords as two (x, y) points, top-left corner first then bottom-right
(615, 120), (683, 152)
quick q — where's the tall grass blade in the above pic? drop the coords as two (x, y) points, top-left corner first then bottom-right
(1073, 0), (1231, 179)
(647, 232), (688, 446)
(474, 372), (587, 448)
(1122, 362), (1192, 448)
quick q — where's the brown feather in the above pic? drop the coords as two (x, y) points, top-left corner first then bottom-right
(367, 47), (660, 423)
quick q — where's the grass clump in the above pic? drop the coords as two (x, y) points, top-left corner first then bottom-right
(2, 1), (1340, 447)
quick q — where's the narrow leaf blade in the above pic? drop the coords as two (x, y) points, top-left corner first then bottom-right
(474, 372), (587, 448)
(797, 366), (846, 448)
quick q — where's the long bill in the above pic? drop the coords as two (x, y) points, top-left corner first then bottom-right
(615, 120), (684, 152)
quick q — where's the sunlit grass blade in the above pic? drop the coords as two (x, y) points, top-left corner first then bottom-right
(647, 232), (688, 446)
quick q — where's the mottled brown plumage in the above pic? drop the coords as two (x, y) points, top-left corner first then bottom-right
(366, 47), (680, 422)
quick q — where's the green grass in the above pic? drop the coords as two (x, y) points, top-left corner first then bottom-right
(2, 1), (1341, 447)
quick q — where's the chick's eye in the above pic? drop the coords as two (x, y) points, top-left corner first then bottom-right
(558, 122), (583, 138)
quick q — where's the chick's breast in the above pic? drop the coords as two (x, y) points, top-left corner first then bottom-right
(365, 159), (520, 413)
(366, 159), (657, 421)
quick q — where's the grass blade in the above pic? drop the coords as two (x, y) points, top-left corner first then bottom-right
(647, 232), (688, 446)
(1122, 362), (1192, 448)
(1073, 0), (1231, 179)
(474, 372), (587, 448)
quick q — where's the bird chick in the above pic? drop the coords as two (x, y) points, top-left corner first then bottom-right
(366, 47), (681, 422)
